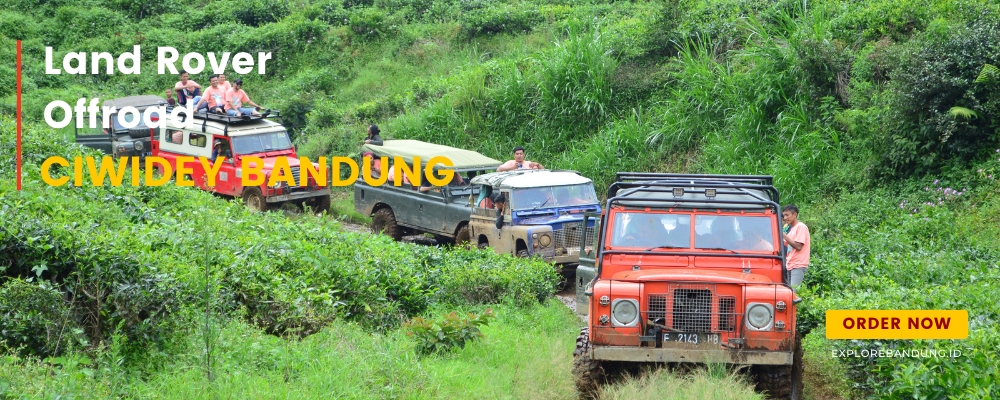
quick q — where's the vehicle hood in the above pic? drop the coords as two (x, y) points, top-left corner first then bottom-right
(609, 268), (775, 284)
(241, 154), (303, 169)
(513, 206), (600, 226)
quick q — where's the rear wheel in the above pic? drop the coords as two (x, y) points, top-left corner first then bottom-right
(454, 225), (472, 249)
(371, 207), (402, 241)
(242, 187), (269, 212)
(572, 327), (605, 399)
(752, 335), (803, 399)
(516, 249), (529, 258)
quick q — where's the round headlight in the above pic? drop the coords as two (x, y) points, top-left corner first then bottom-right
(746, 304), (773, 330)
(532, 233), (538, 239)
(539, 234), (551, 247)
(611, 299), (639, 326)
(134, 141), (144, 151)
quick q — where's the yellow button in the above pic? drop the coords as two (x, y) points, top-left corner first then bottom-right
(826, 310), (968, 339)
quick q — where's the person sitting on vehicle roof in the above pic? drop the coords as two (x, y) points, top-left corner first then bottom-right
(193, 75), (226, 115)
(174, 70), (202, 107)
(165, 89), (176, 107)
(496, 146), (543, 172)
(211, 139), (232, 162)
(364, 124), (383, 145)
(217, 72), (233, 94)
(224, 79), (264, 118)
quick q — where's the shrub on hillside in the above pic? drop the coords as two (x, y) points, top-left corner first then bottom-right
(878, 17), (1000, 176)
(459, 3), (543, 38)
(0, 279), (83, 358)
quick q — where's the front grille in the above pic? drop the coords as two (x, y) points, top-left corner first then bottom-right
(718, 296), (736, 332)
(288, 166), (307, 192)
(646, 284), (742, 333)
(672, 288), (712, 332)
(552, 222), (595, 254)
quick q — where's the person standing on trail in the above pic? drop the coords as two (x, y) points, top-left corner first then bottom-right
(782, 205), (810, 289)
(496, 146), (544, 171)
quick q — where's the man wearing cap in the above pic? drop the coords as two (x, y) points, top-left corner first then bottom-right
(496, 146), (543, 171)
(212, 139), (232, 162)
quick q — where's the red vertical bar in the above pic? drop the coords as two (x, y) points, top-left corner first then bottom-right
(16, 40), (22, 191)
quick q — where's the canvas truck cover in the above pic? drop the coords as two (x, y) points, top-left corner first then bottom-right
(471, 170), (592, 189)
(361, 140), (502, 170)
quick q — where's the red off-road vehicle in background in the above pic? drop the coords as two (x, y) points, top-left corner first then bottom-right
(573, 173), (802, 399)
(151, 111), (330, 213)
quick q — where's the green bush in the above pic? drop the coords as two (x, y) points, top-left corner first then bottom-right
(348, 7), (397, 38)
(0, 279), (82, 358)
(459, 3), (543, 38)
(404, 309), (495, 354)
(0, 11), (38, 40)
(879, 17), (1000, 176)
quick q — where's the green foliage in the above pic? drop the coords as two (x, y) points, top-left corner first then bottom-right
(404, 309), (495, 354)
(459, 2), (543, 38)
(348, 7), (398, 38)
(0, 279), (83, 358)
(878, 17), (1000, 176)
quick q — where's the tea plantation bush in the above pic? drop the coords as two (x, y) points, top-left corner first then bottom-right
(0, 120), (558, 356)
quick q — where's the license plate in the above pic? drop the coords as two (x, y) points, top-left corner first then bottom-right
(663, 332), (720, 345)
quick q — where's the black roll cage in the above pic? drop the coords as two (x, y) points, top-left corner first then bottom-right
(584, 172), (790, 287)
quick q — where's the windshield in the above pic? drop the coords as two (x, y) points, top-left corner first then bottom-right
(232, 132), (292, 155)
(112, 110), (160, 131)
(511, 184), (599, 210)
(610, 212), (776, 252)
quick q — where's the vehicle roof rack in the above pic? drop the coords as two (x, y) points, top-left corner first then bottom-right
(607, 172), (779, 204)
(167, 106), (283, 136)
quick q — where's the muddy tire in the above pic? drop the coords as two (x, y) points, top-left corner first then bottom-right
(242, 187), (270, 212)
(752, 335), (803, 400)
(305, 194), (331, 215)
(477, 241), (489, 250)
(371, 207), (402, 241)
(516, 249), (530, 258)
(573, 327), (604, 399)
(454, 225), (472, 248)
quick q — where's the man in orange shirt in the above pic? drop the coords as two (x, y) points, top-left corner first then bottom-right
(193, 75), (227, 115)
(224, 79), (262, 117)
(782, 204), (810, 290)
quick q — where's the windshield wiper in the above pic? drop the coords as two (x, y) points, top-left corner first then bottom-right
(700, 247), (742, 254)
(532, 197), (551, 211)
(644, 245), (688, 252)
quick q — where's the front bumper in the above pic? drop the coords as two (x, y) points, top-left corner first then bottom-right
(590, 345), (793, 365)
(266, 189), (330, 203)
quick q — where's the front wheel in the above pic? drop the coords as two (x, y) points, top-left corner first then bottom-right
(572, 327), (605, 399)
(242, 187), (269, 212)
(305, 194), (331, 215)
(752, 335), (803, 400)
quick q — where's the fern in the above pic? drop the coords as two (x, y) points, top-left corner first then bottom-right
(974, 64), (999, 84)
(948, 106), (978, 120)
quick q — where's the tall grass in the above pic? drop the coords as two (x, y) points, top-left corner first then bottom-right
(601, 365), (763, 400)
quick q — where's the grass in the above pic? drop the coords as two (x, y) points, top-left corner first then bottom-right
(600, 364), (763, 400)
(801, 329), (854, 400)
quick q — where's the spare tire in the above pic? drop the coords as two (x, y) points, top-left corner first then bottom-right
(128, 127), (152, 139)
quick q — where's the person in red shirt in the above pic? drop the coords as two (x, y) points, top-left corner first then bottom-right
(193, 75), (227, 114)
(224, 79), (262, 117)
(782, 204), (811, 290)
